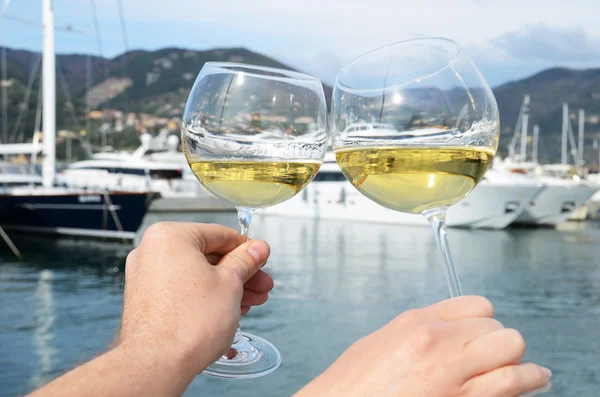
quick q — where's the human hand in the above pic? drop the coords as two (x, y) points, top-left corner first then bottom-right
(117, 222), (273, 379)
(296, 296), (551, 397)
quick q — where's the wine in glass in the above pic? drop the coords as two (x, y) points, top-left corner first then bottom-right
(182, 62), (328, 378)
(332, 38), (499, 297)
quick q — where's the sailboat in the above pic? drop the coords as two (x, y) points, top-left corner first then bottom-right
(0, 0), (153, 240)
(498, 96), (598, 226)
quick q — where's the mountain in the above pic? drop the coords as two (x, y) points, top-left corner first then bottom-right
(1, 45), (599, 163)
(494, 67), (600, 162)
(1, 46), (333, 146)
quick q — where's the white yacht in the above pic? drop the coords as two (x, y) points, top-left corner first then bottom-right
(262, 152), (543, 229)
(58, 134), (204, 195)
(0, 161), (42, 188)
(499, 160), (597, 225)
(587, 173), (600, 218)
(500, 97), (598, 226)
(57, 155), (186, 198)
(56, 133), (219, 212)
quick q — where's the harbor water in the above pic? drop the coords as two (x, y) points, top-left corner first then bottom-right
(1, 213), (599, 396)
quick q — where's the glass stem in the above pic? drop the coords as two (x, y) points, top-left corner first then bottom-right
(231, 206), (256, 347)
(423, 206), (463, 298)
(237, 206), (255, 244)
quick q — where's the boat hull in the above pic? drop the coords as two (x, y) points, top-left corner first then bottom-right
(513, 184), (598, 226)
(0, 191), (153, 240)
(262, 181), (541, 230)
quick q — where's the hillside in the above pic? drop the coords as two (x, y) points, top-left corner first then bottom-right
(494, 67), (600, 162)
(1, 45), (599, 163)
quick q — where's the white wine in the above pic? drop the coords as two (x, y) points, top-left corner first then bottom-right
(189, 160), (321, 208)
(336, 146), (494, 213)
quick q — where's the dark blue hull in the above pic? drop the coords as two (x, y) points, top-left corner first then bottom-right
(0, 191), (154, 240)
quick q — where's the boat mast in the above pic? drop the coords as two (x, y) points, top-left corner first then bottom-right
(532, 124), (539, 164)
(561, 103), (568, 165)
(519, 94), (530, 161)
(507, 94), (527, 160)
(578, 109), (585, 169)
(42, 0), (56, 188)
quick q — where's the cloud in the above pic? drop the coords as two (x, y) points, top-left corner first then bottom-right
(492, 24), (600, 63)
(6, 0), (600, 88)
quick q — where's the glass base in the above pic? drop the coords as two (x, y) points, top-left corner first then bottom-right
(202, 332), (281, 379)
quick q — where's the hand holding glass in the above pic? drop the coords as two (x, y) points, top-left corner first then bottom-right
(182, 62), (328, 378)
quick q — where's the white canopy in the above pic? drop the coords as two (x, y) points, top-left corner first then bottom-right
(0, 144), (43, 155)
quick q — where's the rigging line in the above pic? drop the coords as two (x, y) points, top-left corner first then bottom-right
(90, 0), (108, 147)
(115, 0), (129, 50)
(1, 0), (11, 15)
(1, 24), (7, 143)
(25, 83), (43, 144)
(56, 58), (83, 132)
(90, 0), (107, 79)
(1, 14), (39, 26)
(567, 119), (578, 165)
(2, 15), (90, 34)
(115, 0), (129, 114)
(85, 53), (91, 135)
(9, 53), (42, 143)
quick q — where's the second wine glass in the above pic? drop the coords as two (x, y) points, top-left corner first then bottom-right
(332, 38), (500, 297)
(182, 62), (328, 378)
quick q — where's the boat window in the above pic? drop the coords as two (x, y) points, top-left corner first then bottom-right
(313, 172), (346, 182)
(0, 181), (42, 187)
(0, 164), (28, 174)
(113, 168), (147, 176)
(149, 169), (183, 179)
(75, 166), (147, 176)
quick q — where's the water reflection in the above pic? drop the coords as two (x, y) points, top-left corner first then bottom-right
(29, 269), (57, 389)
(1, 215), (599, 397)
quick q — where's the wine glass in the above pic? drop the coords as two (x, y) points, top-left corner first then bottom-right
(182, 62), (328, 378)
(332, 38), (499, 297)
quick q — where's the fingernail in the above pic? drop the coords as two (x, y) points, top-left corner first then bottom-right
(247, 240), (268, 265)
(539, 366), (552, 380)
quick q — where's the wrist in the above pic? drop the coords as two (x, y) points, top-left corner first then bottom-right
(113, 339), (197, 395)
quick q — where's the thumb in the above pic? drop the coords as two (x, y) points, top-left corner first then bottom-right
(218, 240), (270, 283)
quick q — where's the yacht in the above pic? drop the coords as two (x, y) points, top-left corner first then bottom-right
(587, 173), (600, 218)
(500, 97), (598, 226)
(0, 144), (153, 240)
(56, 133), (211, 208)
(499, 160), (597, 226)
(57, 154), (186, 197)
(0, 158), (42, 187)
(262, 152), (543, 229)
(0, 0), (153, 241)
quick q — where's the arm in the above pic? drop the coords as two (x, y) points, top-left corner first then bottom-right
(28, 222), (273, 397)
(28, 343), (193, 397)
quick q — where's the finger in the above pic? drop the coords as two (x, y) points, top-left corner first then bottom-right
(142, 222), (240, 256)
(241, 306), (251, 316)
(462, 363), (551, 397)
(444, 317), (504, 344)
(181, 223), (239, 255)
(244, 270), (274, 293)
(241, 290), (269, 306)
(206, 253), (223, 266)
(404, 296), (494, 323)
(462, 328), (526, 378)
(218, 240), (270, 283)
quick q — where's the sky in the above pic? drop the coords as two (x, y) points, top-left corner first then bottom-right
(1, 0), (600, 86)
